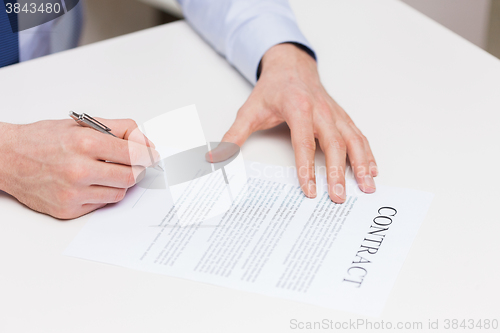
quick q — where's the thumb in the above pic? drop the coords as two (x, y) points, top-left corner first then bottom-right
(206, 114), (253, 163)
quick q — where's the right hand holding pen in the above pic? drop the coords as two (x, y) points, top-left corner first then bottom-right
(0, 118), (160, 219)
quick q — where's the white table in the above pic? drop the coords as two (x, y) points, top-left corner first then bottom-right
(1, 0), (499, 331)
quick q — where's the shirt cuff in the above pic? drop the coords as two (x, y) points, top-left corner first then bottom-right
(226, 13), (316, 85)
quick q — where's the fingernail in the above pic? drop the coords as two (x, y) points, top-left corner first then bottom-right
(369, 162), (378, 177)
(333, 183), (346, 200)
(308, 180), (317, 197)
(205, 142), (240, 163)
(364, 174), (376, 192)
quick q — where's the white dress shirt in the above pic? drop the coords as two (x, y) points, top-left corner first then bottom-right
(19, 0), (83, 62)
(20, 0), (314, 84)
(178, 0), (315, 84)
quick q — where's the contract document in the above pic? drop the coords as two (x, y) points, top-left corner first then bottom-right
(65, 160), (433, 316)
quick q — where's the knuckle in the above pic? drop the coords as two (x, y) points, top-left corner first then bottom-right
(225, 128), (237, 139)
(125, 170), (136, 187)
(334, 119), (345, 129)
(125, 118), (138, 129)
(51, 208), (69, 220)
(348, 134), (364, 146)
(153, 149), (161, 162)
(127, 146), (139, 165)
(51, 206), (78, 220)
(77, 135), (97, 154)
(224, 127), (243, 143)
(355, 166), (369, 178)
(345, 119), (356, 127)
(335, 119), (353, 130)
(54, 188), (78, 207)
(236, 104), (251, 116)
(112, 189), (127, 203)
(151, 150), (161, 166)
(294, 95), (314, 114)
(299, 137), (316, 152)
(317, 100), (332, 115)
(327, 136), (346, 152)
(66, 164), (89, 183)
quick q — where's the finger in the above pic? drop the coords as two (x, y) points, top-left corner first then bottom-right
(84, 131), (160, 167)
(83, 186), (128, 204)
(206, 112), (253, 163)
(350, 125), (378, 177)
(206, 142), (241, 163)
(316, 121), (347, 203)
(337, 122), (376, 193)
(287, 111), (317, 198)
(365, 138), (378, 177)
(89, 162), (146, 188)
(94, 118), (156, 148)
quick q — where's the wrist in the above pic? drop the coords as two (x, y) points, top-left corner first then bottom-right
(0, 122), (20, 193)
(259, 43), (317, 78)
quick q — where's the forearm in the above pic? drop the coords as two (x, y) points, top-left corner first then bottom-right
(177, 0), (314, 84)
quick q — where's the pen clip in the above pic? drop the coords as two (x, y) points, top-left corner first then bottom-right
(82, 113), (112, 132)
(70, 111), (115, 136)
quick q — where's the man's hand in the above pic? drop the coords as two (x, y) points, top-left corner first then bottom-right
(0, 118), (159, 219)
(212, 43), (377, 203)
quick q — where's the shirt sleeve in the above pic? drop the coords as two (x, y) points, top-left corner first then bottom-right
(177, 0), (316, 85)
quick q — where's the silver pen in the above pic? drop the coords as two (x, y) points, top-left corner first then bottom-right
(69, 111), (163, 172)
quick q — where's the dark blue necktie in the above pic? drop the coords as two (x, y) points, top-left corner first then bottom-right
(0, 1), (19, 68)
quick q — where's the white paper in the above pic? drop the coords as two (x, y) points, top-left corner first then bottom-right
(141, 104), (207, 157)
(65, 161), (433, 316)
(135, 105), (248, 223)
